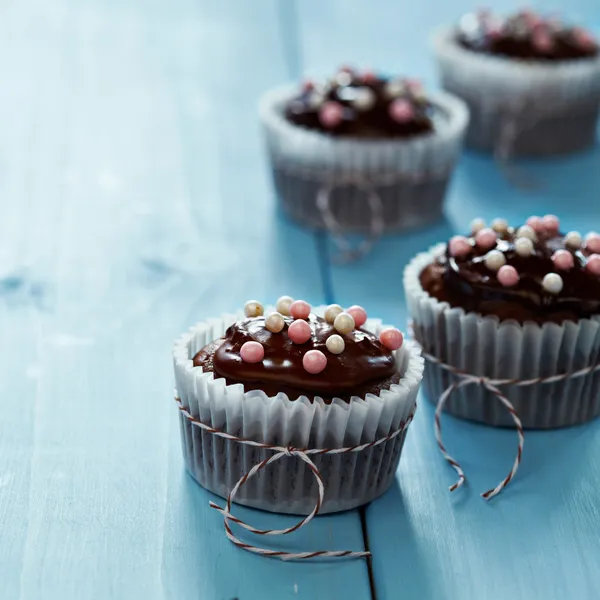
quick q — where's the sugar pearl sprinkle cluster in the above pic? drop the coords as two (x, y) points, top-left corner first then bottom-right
(464, 9), (598, 53)
(239, 297), (404, 374)
(448, 216), (600, 294)
(301, 66), (427, 129)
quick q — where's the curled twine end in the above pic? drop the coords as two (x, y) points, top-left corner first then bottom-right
(431, 355), (525, 501)
(448, 476), (465, 493)
(175, 395), (411, 561)
(410, 321), (600, 501)
(413, 321), (528, 501)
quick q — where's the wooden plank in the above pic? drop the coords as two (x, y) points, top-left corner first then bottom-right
(296, 0), (600, 598)
(0, 0), (371, 598)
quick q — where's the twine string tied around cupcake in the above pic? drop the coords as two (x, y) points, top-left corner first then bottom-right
(174, 394), (414, 561)
(316, 174), (384, 264)
(494, 95), (600, 190)
(410, 323), (600, 499)
(495, 97), (538, 190)
(315, 168), (449, 263)
(278, 163), (450, 263)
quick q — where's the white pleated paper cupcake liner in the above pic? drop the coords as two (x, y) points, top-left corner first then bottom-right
(403, 245), (600, 429)
(173, 306), (424, 515)
(432, 26), (600, 156)
(258, 85), (468, 232)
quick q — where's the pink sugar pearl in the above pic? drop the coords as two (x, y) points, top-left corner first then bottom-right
(475, 228), (497, 250)
(347, 305), (367, 328)
(574, 28), (596, 50)
(379, 328), (404, 351)
(449, 235), (471, 257)
(526, 216), (545, 233)
(319, 101), (344, 128)
(239, 341), (264, 364)
(552, 250), (575, 271)
(542, 214), (560, 233)
(586, 254), (600, 276)
(497, 265), (520, 287)
(290, 299), (311, 320)
(302, 79), (314, 92)
(585, 233), (600, 254)
(405, 78), (422, 91)
(288, 319), (312, 344)
(389, 99), (415, 123)
(487, 24), (503, 40)
(532, 30), (553, 52)
(302, 350), (327, 375)
(362, 69), (377, 84)
(523, 12), (542, 28)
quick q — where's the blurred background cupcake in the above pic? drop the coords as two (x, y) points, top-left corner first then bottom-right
(432, 9), (600, 156)
(259, 66), (468, 235)
(404, 215), (600, 429)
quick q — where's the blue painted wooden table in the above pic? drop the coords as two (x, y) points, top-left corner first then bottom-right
(2, 0), (600, 598)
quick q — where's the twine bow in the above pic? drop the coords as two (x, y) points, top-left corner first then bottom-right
(411, 330), (600, 499)
(175, 395), (414, 561)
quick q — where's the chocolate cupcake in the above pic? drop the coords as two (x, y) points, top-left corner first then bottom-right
(259, 67), (468, 233)
(173, 298), (423, 514)
(404, 216), (600, 428)
(432, 10), (600, 156)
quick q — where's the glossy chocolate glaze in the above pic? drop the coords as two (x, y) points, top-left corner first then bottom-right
(457, 11), (598, 61)
(192, 314), (400, 402)
(285, 69), (435, 139)
(420, 229), (600, 324)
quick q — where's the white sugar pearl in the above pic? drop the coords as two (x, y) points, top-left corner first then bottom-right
(411, 88), (427, 102)
(265, 312), (285, 333)
(326, 334), (345, 354)
(564, 231), (582, 249)
(352, 87), (376, 111)
(324, 304), (343, 324)
(308, 93), (325, 109)
(275, 295), (294, 316)
(333, 312), (355, 335)
(336, 71), (352, 86)
(543, 273), (563, 295)
(470, 218), (486, 234)
(385, 79), (405, 98)
(515, 237), (534, 257)
(244, 300), (264, 318)
(491, 218), (509, 233)
(516, 225), (537, 241)
(484, 250), (506, 271)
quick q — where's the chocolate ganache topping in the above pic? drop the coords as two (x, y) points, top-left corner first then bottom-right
(457, 10), (598, 61)
(193, 298), (405, 402)
(419, 216), (600, 324)
(285, 66), (435, 139)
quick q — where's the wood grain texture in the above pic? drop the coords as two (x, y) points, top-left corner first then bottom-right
(296, 1), (600, 598)
(4, 0), (600, 598)
(0, 1), (370, 598)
